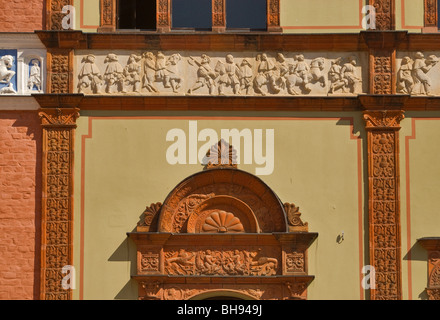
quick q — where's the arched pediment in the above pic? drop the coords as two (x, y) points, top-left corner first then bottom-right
(157, 168), (287, 233)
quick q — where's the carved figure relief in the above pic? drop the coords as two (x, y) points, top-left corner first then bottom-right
(164, 248), (279, 276)
(27, 59), (42, 92)
(0, 54), (16, 94)
(75, 51), (366, 96)
(77, 54), (102, 94)
(397, 52), (440, 96)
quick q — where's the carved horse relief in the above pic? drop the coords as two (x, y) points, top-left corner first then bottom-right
(0, 55), (16, 94)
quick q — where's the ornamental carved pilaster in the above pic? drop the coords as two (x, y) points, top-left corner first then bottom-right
(99, 0), (116, 32)
(39, 107), (79, 300)
(363, 110), (404, 300)
(46, 0), (73, 30)
(371, 51), (395, 95)
(267, 0), (282, 32)
(47, 50), (73, 94)
(418, 238), (440, 300)
(424, 0), (438, 28)
(212, 0), (226, 32)
(370, 0), (395, 30)
(157, 0), (171, 32)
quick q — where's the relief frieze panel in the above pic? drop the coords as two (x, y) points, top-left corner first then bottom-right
(75, 50), (368, 97)
(397, 52), (440, 96)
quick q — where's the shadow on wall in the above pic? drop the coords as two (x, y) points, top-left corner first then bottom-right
(403, 241), (429, 300)
(108, 234), (139, 300)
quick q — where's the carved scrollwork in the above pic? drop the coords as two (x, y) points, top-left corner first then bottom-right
(283, 203), (308, 232)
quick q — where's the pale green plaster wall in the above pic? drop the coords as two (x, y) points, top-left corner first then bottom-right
(73, 111), (366, 300)
(400, 113), (440, 300)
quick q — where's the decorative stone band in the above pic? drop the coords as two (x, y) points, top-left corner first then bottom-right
(75, 51), (367, 97)
(38, 107), (79, 300)
(370, 0), (395, 30)
(363, 110), (404, 300)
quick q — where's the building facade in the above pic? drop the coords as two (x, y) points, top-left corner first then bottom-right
(1, 0), (440, 300)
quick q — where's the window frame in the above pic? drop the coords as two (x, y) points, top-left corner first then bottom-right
(99, 0), (281, 33)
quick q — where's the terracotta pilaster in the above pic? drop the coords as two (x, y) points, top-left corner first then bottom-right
(363, 109), (404, 300)
(46, 0), (74, 31)
(46, 49), (74, 94)
(267, 0), (282, 32)
(418, 238), (440, 300)
(38, 107), (80, 300)
(157, 0), (171, 32)
(212, 0), (226, 33)
(98, 0), (117, 32)
(370, 0), (395, 30)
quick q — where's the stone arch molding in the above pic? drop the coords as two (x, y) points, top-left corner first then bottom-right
(157, 168), (286, 234)
(130, 144), (317, 300)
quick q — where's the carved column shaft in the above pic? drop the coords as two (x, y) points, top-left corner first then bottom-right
(99, 0), (117, 32)
(267, 0), (282, 32)
(157, 0), (171, 32)
(370, 0), (395, 30)
(46, 0), (73, 31)
(370, 50), (395, 95)
(424, 0), (438, 28)
(212, 0), (226, 33)
(364, 110), (404, 300)
(39, 107), (79, 300)
(47, 50), (74, 94)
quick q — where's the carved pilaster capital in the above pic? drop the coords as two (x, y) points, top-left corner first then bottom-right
(363, 110), (405, 130)
(39, 108), (80, 127)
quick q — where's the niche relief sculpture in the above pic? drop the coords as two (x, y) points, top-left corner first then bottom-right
(397, 52), (440, 96)
(75, 51), (366, 96)
(0, 54), (17, 94)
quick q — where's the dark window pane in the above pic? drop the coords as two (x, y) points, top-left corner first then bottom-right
(172, 0), (212, 29)
(226, 0), (267, 30)
(118, 0), (156, 30)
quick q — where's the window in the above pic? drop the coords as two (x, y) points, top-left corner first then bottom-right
(118, 0), (156, 30)
(172, 0), (212, 30)
(226, 0), (267, 30)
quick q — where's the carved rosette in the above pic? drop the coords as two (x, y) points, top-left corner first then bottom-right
(371, 51), (394, 95)
(39, 108), (79, 300)
(425, 0), (438, 27)
(371, 0), (395, 30)
(47, 0), (73, 30)
(203, 139), (238, 169)
(48, 50), (73, 94)
(363, 110), (404, 300)
(138, 202), (162, 232)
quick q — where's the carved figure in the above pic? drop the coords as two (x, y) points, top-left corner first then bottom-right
(164, 53), (182, 93)
(215, 54), (242, 95)
(411, 52), (439, 96)
(310, 57), (327, 88)
(0, 55), (16, 94)
(239, 59), (254, 95)
(293, 54), (311, 92)
(124, 54), (142, 93)
(340, 56), (362, 93)
(104, 53), (125, 93)
(396, 56), (414, 94)
(77, 54), (102, 94)
(166, 249), (194, 275)
(155, 51), (168, 85)
(328, 57), (345, 94)
(0, 55), (15, 85)
(250, 249), (278, 276)
(187, 54), (217, 95)
(27, 59), (42, 92)
(253, 53), (282, 95)
(224, 250), (246, 275)
(196, 249), (221, 274)
(142, 52), (159, 93)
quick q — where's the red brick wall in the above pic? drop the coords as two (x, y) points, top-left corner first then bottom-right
(0, 0), (44, 32)
(0, 111), (41, 300)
